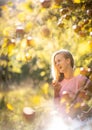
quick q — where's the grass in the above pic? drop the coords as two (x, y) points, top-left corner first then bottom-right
(0, 82), (92, 130)
(0, 83), (54, 130)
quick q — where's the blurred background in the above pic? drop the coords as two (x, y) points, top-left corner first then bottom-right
(0, 0), (92, 129)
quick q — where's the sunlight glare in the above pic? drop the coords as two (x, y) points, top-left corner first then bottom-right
(46, 114), (70, 130)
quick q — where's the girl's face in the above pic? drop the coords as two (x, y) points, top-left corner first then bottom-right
(54, 53), (70, 73)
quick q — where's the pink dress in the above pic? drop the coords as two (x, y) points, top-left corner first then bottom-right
(55, 75), (90, 117)
(59, 74), (88, 98)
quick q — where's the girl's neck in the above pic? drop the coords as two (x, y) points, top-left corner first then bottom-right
(64, 68), (74, 79)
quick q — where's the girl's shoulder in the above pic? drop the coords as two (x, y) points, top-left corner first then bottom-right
(60, 74), (88, 85)
(75, 74), (87, 81)
(75, 74), (89, 87)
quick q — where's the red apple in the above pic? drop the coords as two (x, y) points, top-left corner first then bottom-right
(86, 9), (92, 16)
(61, 91), (72, 102)
(72, 24), (81, 33)
(25, 53), (32, 61)
(78, 91), (90, 101)
(27, 36), (35, 46)
(16, 26), (24, 38)
(60, 8), (69, 15)
(83, 19), (89, 25)
(57, 18), (64, 28)
(89, 74), (92, 81)
(80, 67), (87, 75)
(63, 14), (71, 20)
(23, 107), (35, 120)
(54, 0), (63, 5)
(90, 32), (92, 37)
(78, 31), (87, 37)
(41, 26), (50, 37)
(40, 0), (51, 8)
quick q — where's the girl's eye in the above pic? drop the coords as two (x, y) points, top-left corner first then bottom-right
(58, 59), (61, 63)
(55, 59), (61, 65)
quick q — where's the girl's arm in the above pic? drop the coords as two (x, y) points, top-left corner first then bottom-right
(52, 80), (61, 98)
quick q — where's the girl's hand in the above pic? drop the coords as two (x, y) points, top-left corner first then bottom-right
(52, 80), (61, 98)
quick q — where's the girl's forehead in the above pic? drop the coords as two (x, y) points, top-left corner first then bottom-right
(54, 53), (65, 60)
(55, 53), (64, 58)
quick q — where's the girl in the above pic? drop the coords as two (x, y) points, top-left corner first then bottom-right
(51, 49), (92, 119)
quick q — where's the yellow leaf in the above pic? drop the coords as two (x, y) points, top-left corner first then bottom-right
(60, 98), (66, 103)
(52, 4), (61, 9)
(78, 42), (91, 55)
(3, 27), (12, 37)
(74, 68), (80, 76)
(21, 39), (27, 48)
(7, 103), (14, 111)
(41, 83), (49, 95)
(66, 105), (70, 113)
(1, 6), (8, 11)
(8, 44), (15, 55)
(17, 12), (26, 22)
(25, 22), (32, 32)
(74, 102), (81, 108)
(2, 42), (7, 48)
(40, 71), (46, 77)
(73, 0), (81, 3)
(7, 1), (13, 6)
(30, 95), (44, 106)
(16, 52), (27, 62)
(12, 65), (22, 73)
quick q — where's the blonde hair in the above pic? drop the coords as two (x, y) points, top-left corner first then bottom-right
(51, 49), (74, 81)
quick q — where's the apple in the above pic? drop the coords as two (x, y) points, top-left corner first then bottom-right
(89, 74), (92, 81)
(16, 26), (24, 38)
(60, 8), (69, 15)
(72, 24), (81, 33)
(10, 38), (16, 46)
(57, 18), (64, 27)
(6, 38), (15, 46)
(40, 0), (51, 8)
(41, 26), (50, 37)
(86, 9), (92, 16)
(83, 19), (89, 25)
(87, 67), (91, 74)
(25, 53), (32, 61)
(23, 107), (35, 120)
(27, 36), (35, 46)
(80, 67), (88, 75)
(61, 91), (72, 103)
(78, 91), (90, 101)
(54, 0), (63, 5)
(90, 32), (92, 37)
(78, 31), (87, 37)
(63, 14), (71, 20)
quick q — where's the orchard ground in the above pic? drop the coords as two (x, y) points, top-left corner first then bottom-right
(0, 79), (92, 130)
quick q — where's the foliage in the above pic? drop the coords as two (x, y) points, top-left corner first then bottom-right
(55, 0), (92, 37)
(0, 0), (92, 87)
(0, 0), (92, 128)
